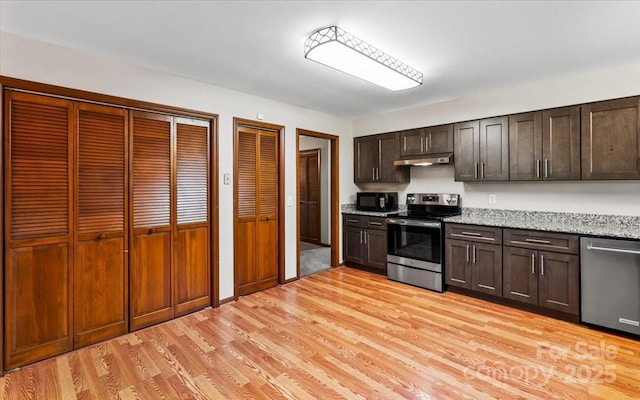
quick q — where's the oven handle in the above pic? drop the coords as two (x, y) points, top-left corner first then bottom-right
(386, 218), (441, 229)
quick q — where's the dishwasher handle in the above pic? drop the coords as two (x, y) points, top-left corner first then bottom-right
(586, 244), (640, 255)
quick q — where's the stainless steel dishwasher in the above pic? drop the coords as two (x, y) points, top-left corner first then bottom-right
(581, 237), (640, 335)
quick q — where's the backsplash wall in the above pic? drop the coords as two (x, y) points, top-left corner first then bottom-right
(355, 166), (640, 216)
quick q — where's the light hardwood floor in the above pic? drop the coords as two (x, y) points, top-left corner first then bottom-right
(1, 266), (639, 399)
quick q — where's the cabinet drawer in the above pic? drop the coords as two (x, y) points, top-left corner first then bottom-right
(504, 229), (578, 254)
(366, 217), (387, 230)
(343, 215), (366, 227)
(446, 223), (502, 244)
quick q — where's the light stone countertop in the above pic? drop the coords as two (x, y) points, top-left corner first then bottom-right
(444, 208), (640, 240)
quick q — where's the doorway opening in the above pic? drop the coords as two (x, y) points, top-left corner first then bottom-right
(296, 129), (339, 278)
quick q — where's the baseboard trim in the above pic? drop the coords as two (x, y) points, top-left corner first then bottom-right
(219, 296), (235, 305)
(284, 277), (299, 284)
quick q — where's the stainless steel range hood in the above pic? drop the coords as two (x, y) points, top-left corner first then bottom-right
(393, 152), (453, 166)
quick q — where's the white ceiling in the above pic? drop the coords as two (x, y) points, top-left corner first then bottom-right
(1, 1), (639, 118)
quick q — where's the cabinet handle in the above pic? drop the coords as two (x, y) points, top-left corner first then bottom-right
(466, 244), (469, 262)
(148, 227), (156, 235)
(472, 245), (476, 264)
(525, 238), (551, 244)
(403, 136), (407, 151)
(531, 253), (535, 274)
(536, 159), (541, 178)
(481, 162), (485, 180)
(347, 219), (359, 223)
(364, 231), (368, 245)
(540, 254), (544, 276)
(360, 230), (363, 245)
(474, 162), (478, 180)
(97, 233), (107, 240)
(369, 221), (382, 226)
(461, 231), (482, 237)
(428, 134), (432, 151)
(544, 159), (549, 178)
(372, 168), (376, 181)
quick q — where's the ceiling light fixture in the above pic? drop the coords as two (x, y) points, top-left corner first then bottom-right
(304, 26), (423, 91)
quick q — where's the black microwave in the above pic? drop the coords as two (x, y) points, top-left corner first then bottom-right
(356, 192), (398, 212)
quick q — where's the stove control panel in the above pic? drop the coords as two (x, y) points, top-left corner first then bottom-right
(406, 193), (459, 206)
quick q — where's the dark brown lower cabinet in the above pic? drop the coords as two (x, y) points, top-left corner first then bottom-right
(342, 215), (387, 274)
(445, 239), (502, 296)
(503, 247), (580, 315)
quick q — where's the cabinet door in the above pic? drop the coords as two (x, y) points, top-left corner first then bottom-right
(509, 112), (542, 181)
(257, 131), (279, 290)
(75, 103), (128, 348)
(364, 229), (387, 272)
(354, 136), (378, 183)
(471, 243), (502, 296)
(130, 112), (173, 330)
(378, 133), (408, 182)
(175, 118), (210, 316)
(343, 226), (364, 264)
(581, 97), (640, 180)
(425, 124), (453, 154)
(445, 239), (471, 289)
(503, 247), (538, 305)
(399, 128), (425, 157)
(479, 117), (509, 181)
(538, 251), (579, 315)
(454, 121), (480, 181)
(542, 106), (580, 180)
(4, 92), (73, 369)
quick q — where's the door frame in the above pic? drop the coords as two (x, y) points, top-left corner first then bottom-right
(298, 148), (321, 245)
(233, 118), (285, 299)
(296, 128), (340, 278)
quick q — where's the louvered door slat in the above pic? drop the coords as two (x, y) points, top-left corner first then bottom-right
(132, 116), (171, 228)
(259, 133), (278, 216)
(78, 107), (126, 234)
(237, 128), (257, 218)
(9, 95), (71, 241)
(177, 121), (209, 225)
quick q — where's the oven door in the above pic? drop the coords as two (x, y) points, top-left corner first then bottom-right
(387, 218), (442, 270)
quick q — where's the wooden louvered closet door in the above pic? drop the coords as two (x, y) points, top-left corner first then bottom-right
(4, 91), (74, 369)
(175, 117), (210, 317)
(299, 149), (320, 244)
(74, 103), (128, 348)
(235, 126), (279, 296)
(130, 111), (173, 331)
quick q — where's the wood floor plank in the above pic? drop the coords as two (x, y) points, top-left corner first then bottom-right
(1, 266), (639, 399)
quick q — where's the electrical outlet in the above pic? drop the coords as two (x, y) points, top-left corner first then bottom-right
(287, 196), (294, 207)
(488, 194), (497, 204)
(223, 173), (231, 185)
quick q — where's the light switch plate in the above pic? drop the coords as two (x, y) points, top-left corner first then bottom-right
(488, 194), (497, 204)
(287, 196), (293, 207)
(223, 173), (231, 185)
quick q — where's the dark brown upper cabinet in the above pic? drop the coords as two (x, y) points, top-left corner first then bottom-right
(509, 108), (580, 181)
(354, 132), (409, 183)
(454, 117), (509, 181)
(399, 124), (453, 158)
(581, 97), (640, 180)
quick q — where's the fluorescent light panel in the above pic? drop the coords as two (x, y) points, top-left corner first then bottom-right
(304, 26), (423, 91)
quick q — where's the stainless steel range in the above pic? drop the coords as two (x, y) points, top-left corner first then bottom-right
(387, 193), (461, 292)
